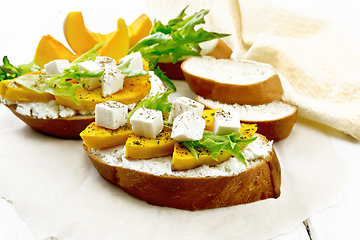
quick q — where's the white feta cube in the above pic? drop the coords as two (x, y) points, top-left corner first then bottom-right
(78, 60), (103, 90)
(168, 96), (204, 122)
(78, 60), (103, 73)
(213, 110), (241, 135)
(101, 65), (124, 97)
(119, 52), (143, 70)
(95, 56), (117, 69)
(44, 59), (70, 75)
(171, 111), (205, 142)
(130, 108), (163, 138)
(95, 101), (128, 130)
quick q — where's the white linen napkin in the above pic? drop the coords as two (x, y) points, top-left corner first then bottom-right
(234, 0), (360, 139)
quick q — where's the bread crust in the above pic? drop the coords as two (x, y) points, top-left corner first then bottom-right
(157, 39), (233, 80)
(195, 95), (298, 141)
(83, 134), (281, 211)
(241, 113), (297, 142)
(5, 103), (94, 139)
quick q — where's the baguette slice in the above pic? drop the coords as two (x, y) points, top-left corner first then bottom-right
(157, 39), (233, 79)
(83, 133), (281, 211)
(1, 71), (166, 139)
(182, 56), (284, 105)
(4, 103), (94, 139)
(195, 95), (298, 142)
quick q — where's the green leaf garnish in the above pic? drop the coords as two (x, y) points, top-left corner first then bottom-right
(0, 56), (40, 81)
(129, 6), (230, 63)
(127, 90), (173, 121)
(182, 131), (257, 166)
(128, 6), (230, 90)
(71, 42), (105, 65)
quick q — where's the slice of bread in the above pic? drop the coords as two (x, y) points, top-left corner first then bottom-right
(83, 133), (281, 211)
(157, 39), (233, 79)
(4, 103), (94, 139)
(195, 95), (298, 142)
(182, 56), (284, 105)
(1, 71), (166, 139)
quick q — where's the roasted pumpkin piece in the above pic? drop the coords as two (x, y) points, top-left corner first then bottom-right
(171, 142), (232, 171)
(201, 108), (221, 132)
(80, 122), (133, 149)
(0, 73), (55, 103)
(125, 128), (176, 159)
(239, 123), (258, 139)
(54, 75), (151, 111)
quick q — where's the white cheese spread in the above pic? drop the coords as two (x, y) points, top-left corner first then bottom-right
(90, 135), (273, 178)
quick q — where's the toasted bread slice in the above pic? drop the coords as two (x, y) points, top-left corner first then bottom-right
(83, 133), (281, 211)
(1, 71), (166, 139)
(182, 56), (284, 105)
(157, 39), (233, 79)
(195, 95), (298, 141)
(4, 103), (94, 139)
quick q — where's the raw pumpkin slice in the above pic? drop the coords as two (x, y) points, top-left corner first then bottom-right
(171, 142), (232, 171)
(128, 14), (153, 48)
(63, 12), (111, 55)
(33, 35), (76, 69)
(0, 73), (55, 102)
(80, 122), (133, 149)
(98, 18), (129, 63)
(125, 128), (176, 159)
(55, 75), (151, 111)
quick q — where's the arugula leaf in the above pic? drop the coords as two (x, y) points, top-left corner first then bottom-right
(147, 57), (176, 91)
(182, 131), (257, 166)
(152, 65), (177, 91)
(129, 6), (230, 63)
(71, 42), (105, 65)
(127, 90), (173, 121)
(128, 6), (230, 91)
(0, 56), (40, 81)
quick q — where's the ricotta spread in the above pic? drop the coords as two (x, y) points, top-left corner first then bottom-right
(90, 135), (273, 178)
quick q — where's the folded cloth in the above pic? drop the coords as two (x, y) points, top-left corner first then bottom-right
(234, 0), (360, 139)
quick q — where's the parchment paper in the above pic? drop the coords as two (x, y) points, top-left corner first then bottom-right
(0, 81), (348, 240)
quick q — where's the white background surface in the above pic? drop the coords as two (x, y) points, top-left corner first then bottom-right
(1, 0), (360, 239)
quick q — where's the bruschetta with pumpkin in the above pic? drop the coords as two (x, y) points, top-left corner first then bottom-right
(0, 43), (164, 139)
(81, 91), (281, 211)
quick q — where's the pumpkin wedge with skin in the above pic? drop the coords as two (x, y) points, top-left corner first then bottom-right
(33, 35), (76, 69)
(0, 72), (55, 102)
(128, 14), (153, 48)
(64, 11), (152, 57)
(80, 122), (133, 149)
(55, 75), (151, 111)
(125, 128), (176, 159)
(63, 12), (113, 55)
(98, 18), (129, 63)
